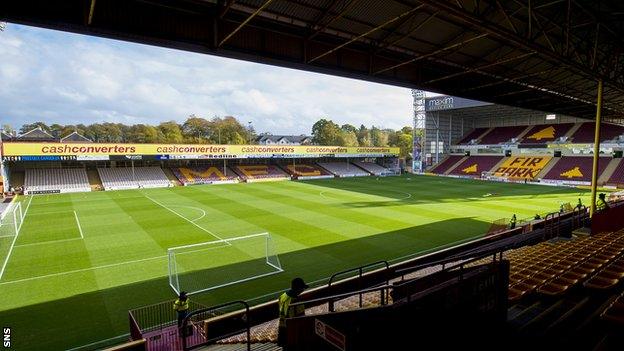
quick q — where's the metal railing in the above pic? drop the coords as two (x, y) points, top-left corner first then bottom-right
(327, 260), (389, 312)
(181, 300), (251, 351)
(129, 299), (208, 336)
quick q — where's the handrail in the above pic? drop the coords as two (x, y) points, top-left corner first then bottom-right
(327, 260), (389, 287)
(290, 253), (501, 310)
(289, 284), (393, 309)
(181, 300), (250, 351)
(327, 260), (389, 311)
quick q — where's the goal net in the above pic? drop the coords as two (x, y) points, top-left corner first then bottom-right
(0, 200), (24, 279)
(167, 232), (283, 295)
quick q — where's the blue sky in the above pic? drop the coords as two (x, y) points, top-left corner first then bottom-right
(0, 23), (414, 135)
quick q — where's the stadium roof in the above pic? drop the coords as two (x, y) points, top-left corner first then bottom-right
(2, 0), (624, 120)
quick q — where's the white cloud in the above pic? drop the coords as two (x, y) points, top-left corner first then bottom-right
(0, 24), (414, 134)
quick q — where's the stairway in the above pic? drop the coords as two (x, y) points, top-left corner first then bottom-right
(162, 167), (182, 186)
(9, 170), (24, 189)
(86, 169), (103, 191)
(444, 156), (468, 175)
(598, 158), (621, 185)
(536, 157), (560, 179)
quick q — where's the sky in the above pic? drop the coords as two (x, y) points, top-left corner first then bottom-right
(0, 23), (416, 135)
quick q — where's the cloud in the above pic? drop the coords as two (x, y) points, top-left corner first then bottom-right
(0, 24), (414, 134)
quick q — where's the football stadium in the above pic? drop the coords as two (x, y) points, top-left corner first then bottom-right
(3, 1), (624, 351)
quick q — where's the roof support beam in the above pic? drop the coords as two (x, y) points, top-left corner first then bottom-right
(423, 52), (535, 85)
(220, 0), (236, 19)
(373, 33), (487, 75)
(87, 0), (96, 25)
(307, 0), (361, 41)
(219, 0), (274, 47)
(308, 5), (424, 63)
(417, 0), (624, 94)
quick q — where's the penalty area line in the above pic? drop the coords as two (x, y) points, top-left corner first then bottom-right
(142, 193), (225, 242)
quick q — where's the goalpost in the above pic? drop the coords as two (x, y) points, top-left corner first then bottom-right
(0, 201), (25, 280)
(167, 232), (283, 295)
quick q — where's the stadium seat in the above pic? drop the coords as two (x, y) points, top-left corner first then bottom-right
(317, 162), (370, 177)
(24, 168), (90, 194)
(97, 167), (170, 190)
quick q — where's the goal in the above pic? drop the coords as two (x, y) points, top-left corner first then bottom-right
(0, 201), (24, 279)
(167, 232), (283, 295)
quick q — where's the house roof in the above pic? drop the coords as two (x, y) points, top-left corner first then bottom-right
(257, 135), (312, 143)
(17, 127), (56, 141)
(60, 131), (92, 143)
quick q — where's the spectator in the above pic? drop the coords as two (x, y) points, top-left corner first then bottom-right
(534, 214), (541, 220)
(173, 291), (190, 329)
(509, 214), (517, 229)
(596, 193), (610, 212)
(278, 277), (309, 348)
(576, 198), (583, 210)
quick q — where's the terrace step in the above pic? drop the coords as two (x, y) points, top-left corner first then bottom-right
(87, 169), (103, 191)
(443, 156), (468, 175)
(9, 170), (25, 189)
(599, 158), (621, 185)
(162, 167), (182, 186)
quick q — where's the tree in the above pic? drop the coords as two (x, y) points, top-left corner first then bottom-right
(49, 124), (64, 138)
(20, 122), (51, 134)
(370, 127), (388, 147)
(129, 124), (161, 143)
(312, 119), (341, 145)
(338, 130), (358, 146)
(357, 125), (371, 146)
(341, 124), (358, 134)
(396, 132), (413, 158)
(182, 115), (211, 143)
(101, 123), (123, 142)
(2, 124), (14, 135)
(158, 121), (184, 143)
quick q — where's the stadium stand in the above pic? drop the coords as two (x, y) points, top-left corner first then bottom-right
(24, 168), (90, 194)
(457, 127), (489, 144)
(477, 126), (527, 144)
(491, 156), (552, 180)
(97, 167), (171, 190)
(448, 156), (503, 177)
(351, 161), (391, 176)
(520, 123), (574, 143)
(231, 164), (290, 182)
(542, 156), (609, 183)
(172, 166), (238, 185)
(505, 230), (624, 301)
(281, 164), (333, 180)
(317, 162), (370, 177)
(607, 159), (624, 186)
(570, 122), (624, 143)
(429, 155), (464, 174)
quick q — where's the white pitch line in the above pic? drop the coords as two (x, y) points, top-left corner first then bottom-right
(74, 211), (84, 239)
(142, 193), (224, 241)
(14, 237), (82, 248)
(0, 254), (168, 286)
(168, 205), (207, 222)
(0, 196), (32, 281)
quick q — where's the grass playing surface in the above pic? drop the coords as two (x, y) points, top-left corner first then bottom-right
(0, 175), (590, 350)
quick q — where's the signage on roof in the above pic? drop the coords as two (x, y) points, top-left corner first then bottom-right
(1, 143), (399, 159)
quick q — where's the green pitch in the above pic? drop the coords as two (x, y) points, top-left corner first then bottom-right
(0, 175), (590, 350)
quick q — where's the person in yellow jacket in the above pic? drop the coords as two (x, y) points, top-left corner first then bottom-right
(597, 193), (610, 212)
(277, 277), (308, 348)
(173, 291), (190, 328)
